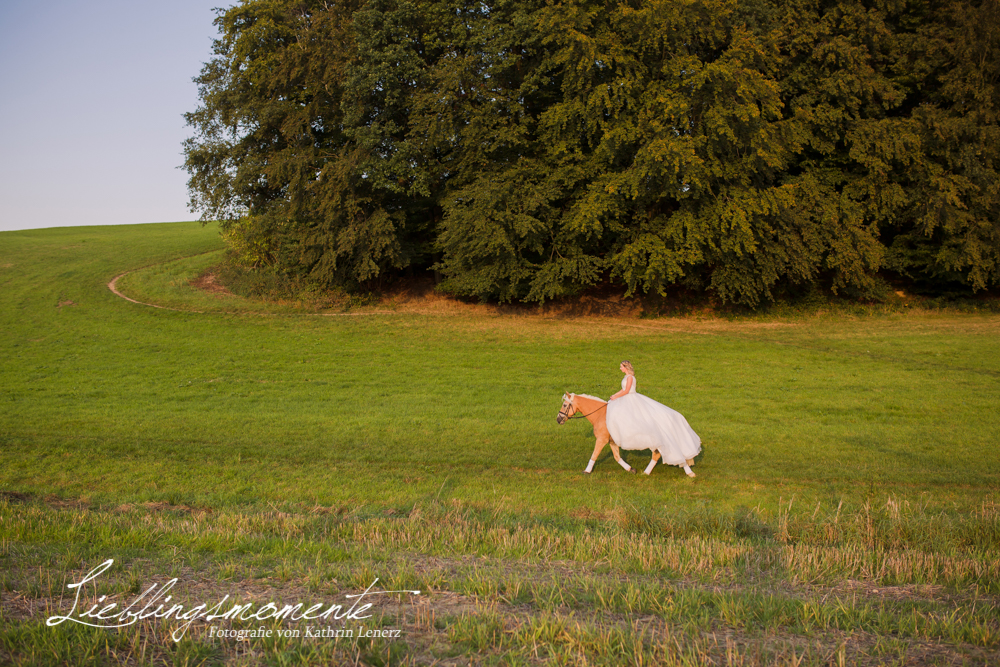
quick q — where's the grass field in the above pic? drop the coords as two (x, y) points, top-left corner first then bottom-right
(1, 221), (998, 666)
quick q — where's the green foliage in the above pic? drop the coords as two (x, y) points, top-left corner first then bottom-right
(184, 0), (1000, 305)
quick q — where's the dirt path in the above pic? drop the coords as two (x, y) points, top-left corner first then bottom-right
(108, 271), (193, 312)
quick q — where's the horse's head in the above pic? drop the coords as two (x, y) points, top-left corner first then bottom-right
(556, 393), (576, 424)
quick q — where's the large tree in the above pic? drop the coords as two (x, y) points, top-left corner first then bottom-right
(184, 0), (1000, 305)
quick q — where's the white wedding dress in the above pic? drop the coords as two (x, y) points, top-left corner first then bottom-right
(605, 375), (701, 467)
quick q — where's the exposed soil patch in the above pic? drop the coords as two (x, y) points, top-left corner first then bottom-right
(375, 275), (648, 318)
(43, 494), (90, 510)
(189, 270), (234, 297)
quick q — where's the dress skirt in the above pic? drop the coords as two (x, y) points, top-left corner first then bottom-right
(606, 393), (701, 466)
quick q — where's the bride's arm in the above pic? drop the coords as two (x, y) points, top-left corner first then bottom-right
(608, 375), (634, 401)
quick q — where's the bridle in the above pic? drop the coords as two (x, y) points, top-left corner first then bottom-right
(558, 396), (607, 422)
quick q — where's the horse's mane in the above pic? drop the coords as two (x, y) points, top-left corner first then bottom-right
(574, 393), (606, 404)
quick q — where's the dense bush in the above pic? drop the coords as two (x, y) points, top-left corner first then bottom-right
(184, 0), (1000, 306)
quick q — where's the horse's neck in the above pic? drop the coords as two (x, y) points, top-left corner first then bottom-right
(575, 396), (606, 425)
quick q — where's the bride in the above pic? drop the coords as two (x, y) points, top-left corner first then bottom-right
(606, 361), (701, 477)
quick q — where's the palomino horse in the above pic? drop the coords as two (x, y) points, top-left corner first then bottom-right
(556, 393), (667, 475)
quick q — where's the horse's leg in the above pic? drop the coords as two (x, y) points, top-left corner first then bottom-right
(585, 436), (607, 474)
(609, 442), (635, 473)
(644, 450), (661, 475)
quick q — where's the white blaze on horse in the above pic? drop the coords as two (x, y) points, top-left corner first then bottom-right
(557, 392), (696, 477)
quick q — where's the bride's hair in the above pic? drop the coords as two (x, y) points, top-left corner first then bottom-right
(621, 360), (634, 374)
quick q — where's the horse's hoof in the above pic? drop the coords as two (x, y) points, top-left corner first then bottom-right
(628, 468), (637, 474)
(686, 471), (696, 478)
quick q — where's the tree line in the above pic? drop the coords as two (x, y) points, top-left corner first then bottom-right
(183, 0), (1000, 306)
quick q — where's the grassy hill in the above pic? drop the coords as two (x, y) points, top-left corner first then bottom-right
(1, 222), (998, 665)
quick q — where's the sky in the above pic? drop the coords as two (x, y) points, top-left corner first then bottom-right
(0, 0), (223, 232)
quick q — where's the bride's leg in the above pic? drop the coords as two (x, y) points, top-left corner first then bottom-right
(610, 443), (635, 473)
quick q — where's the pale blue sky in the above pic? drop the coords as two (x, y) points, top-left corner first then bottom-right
(0, 0), (222, 231)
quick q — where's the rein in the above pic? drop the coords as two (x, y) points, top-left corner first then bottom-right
(560, 403), (608, 421)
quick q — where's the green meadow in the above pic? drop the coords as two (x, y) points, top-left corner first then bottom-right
(1, 222), (998, 666)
